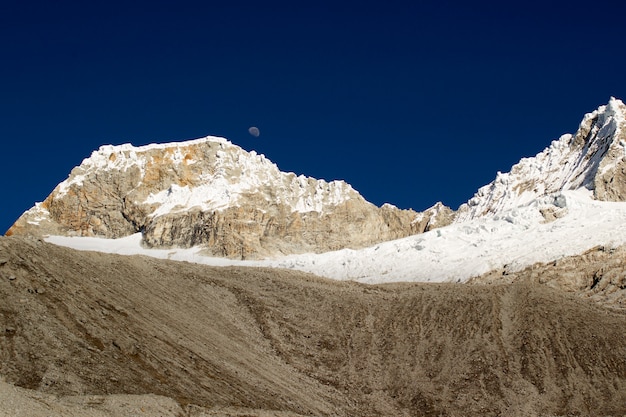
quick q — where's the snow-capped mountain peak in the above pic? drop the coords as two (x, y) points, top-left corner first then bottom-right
(8, 136), (442, 258)
(55, 136), (356, 215)
(456, 97), (626, 222)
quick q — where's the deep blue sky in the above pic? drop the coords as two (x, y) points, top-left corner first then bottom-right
(2, 0), (626, 233)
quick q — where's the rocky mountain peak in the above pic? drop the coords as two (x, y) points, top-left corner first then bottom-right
(8, 136), (450, 258)
(55, 136), (358, 215)
(455, 97), (626, 222)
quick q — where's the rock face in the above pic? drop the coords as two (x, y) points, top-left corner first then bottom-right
(409, 201), (455, 232)
(456, 97), (626, 221)
(7, 137), (452, 258)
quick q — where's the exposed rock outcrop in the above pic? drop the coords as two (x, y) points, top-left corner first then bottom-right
(409, 201), (455, 232)
(7, 137), (451, 258)
(470, 244), (626, 310)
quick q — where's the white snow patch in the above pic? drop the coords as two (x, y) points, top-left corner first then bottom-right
(145, 180), (239, 216)
(410, 213), (424, 225)
(23, 203), (50, 226)
(45, 233), (254, 267)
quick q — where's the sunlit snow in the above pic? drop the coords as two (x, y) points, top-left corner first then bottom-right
(456, 97), (626, 222)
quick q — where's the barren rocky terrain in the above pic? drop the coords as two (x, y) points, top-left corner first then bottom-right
(1, 236), (625, 416)
(470, 244), (626, 310)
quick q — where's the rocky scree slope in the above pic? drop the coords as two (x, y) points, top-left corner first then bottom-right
(0, 236), (625, 417)
(7, 137), (453, 258)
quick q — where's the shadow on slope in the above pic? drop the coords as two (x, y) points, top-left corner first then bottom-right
(0, 237), (624, 416)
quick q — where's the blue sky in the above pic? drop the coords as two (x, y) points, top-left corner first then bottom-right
(2, 0), (625, 233)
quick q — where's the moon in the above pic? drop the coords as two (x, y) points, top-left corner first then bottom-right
(248, 126), (260, 137)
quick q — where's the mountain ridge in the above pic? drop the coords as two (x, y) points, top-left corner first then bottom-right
(6, 98), (626, 277)
(7, 136), (453, 258)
